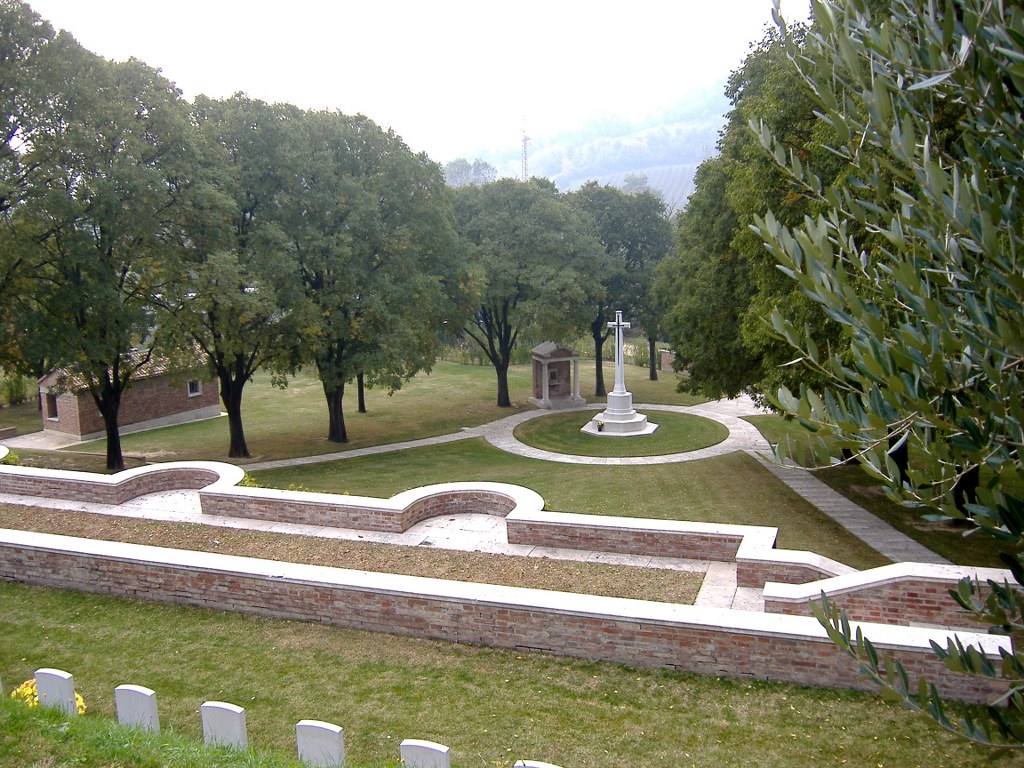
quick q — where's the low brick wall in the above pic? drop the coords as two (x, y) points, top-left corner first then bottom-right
(201, 484), (528, 534)
(763, 563), (1013, 628)
(0, 462), (235, 506)
(0, 529), (1010, 704)
(507, 511), (758, 562)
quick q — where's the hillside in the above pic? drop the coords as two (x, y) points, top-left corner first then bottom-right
(473, 87), (729, 213)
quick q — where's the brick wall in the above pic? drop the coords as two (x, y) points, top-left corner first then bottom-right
(0, 464), (228, 506)
(0, 529), (1009, 704)
(507, 518), (746, 561)
(42, 375), (219, 439)
(202, 489), (519, 533)
(118, 375), (219, 426)
(762, 564), (1013, 628)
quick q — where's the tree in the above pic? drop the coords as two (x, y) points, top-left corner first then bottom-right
(16, 41), (203, 470)
(754, 0), (1024, 747)
(658, 24), (846, 401)
(569, 182), (674, 395)
(167, 95), (308, 459)
(453, 179), (605, 407)
(443, 157), (497, 187)
(0, 0), (54, 309)
(285, 111), (463, 443)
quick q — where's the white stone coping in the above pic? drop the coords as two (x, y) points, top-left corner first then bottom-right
(763, 562), (1015, 602)
(0, 527), (1008, 656)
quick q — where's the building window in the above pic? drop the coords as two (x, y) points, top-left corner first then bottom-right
(187, 380), (202, 398)
(45, 393), (59, 420)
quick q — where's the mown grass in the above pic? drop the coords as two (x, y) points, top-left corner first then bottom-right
(0, 398), (41, 438)
(0, 695), (322, 768)
(0, 581), (1000, 768)
(513, 410), (728, 457)
(64, 362), (700, 464)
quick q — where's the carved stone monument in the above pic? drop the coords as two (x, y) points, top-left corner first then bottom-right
(528, 342), (585, 409)
(581, 311), (658, 436)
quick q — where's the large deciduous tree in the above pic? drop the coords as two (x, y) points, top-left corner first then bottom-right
(658, 23), (845, 400)
(569, 182), (673, 394)
(0, 0), (53, 311)
(167, 95), (310, 459)
(755, 0), (1024, 747)
(286, 111), (463, 443)
(16, 40), (202, 470)
(453, 179), (605, 407)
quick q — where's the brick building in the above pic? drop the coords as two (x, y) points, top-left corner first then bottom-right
(38, 356), (220, 441)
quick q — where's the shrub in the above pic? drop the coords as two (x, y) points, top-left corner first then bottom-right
(1, 375), (30, 406)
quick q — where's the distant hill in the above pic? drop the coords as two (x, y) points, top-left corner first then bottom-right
(472, 87), (729, 214)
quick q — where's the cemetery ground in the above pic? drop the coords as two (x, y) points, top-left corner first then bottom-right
(0, 580), (998, 768)
(0, 360), (1011, 766)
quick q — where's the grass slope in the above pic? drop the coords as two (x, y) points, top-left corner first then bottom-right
(0, 581), (995, 768)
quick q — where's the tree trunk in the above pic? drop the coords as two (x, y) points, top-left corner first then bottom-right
(90, 384), (125, 472)
(98, 401), (124, 472)
(592, 315), (608, 397)
(647, 336), (658, 381)
(494, 362), (511, 408)
(357, 371), (367, 414)
(219, 374), (250, 459)
(324, 379), (348, 442)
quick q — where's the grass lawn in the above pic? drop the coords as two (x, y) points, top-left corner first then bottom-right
(0, 399), (43, 437)
(0, 362), (1008, 765)
(513, 409), (728, 457)
(0, 581), (997, 768)
(61, 362), (701, 465)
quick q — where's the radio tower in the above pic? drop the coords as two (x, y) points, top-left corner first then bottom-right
(521, 126), (530, 182)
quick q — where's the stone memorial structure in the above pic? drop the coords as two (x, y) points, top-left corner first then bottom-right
(528, 342), (584, 409)
(582, 311), (657, 436)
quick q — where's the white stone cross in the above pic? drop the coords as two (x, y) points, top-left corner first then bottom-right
(607, 310), (631, 395)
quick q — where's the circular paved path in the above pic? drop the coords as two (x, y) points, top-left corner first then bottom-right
(476, 398), (771, 465)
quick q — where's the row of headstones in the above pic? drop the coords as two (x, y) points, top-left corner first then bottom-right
(17, 668), (562, 768)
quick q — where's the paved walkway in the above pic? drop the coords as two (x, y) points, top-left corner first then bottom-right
(0, 395), (948, 612)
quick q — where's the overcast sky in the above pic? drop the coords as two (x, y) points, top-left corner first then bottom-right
(25, 0), (811, 163)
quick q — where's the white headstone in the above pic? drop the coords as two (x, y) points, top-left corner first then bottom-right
(296, 719), (345, 767)
(514, 761), (564, 768)
(400, 738), (451, 768)
(35, 668), (77, 717)
(114, 684), (160, 732)
(201, 701), (248, 749)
